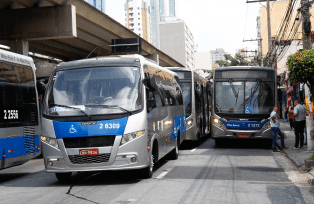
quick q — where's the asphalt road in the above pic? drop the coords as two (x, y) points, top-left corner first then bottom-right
(0, 137), (313, 204)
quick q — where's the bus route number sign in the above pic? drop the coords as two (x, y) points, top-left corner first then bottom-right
(4, 110), (18, 120)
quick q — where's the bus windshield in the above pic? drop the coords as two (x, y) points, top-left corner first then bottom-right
(45, 66), (142, 116)
(215, 81), (274, 114)
(0, 62), (38, 127)
(180, 82), (192, 117)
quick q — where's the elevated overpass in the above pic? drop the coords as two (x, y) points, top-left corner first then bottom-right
(0, 0), (183, 67)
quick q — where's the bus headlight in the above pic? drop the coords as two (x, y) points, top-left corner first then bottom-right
(187, 119), (193, 126)
(262, 121), (271, 129)
(120, 130), (146, 146)
(41, 136), (59, 149)
(213, 118), (219, 124)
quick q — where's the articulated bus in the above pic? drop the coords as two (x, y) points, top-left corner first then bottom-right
(41, 54), (186, 181)
(211, 66), (276, 146)
(0, 49), (41, 169)
(167, 67), (211, 141)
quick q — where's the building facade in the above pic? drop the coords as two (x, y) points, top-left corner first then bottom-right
(125, 0), (152, 43)
(84, 0), (106, 13)
(150, 0), (177, 48)
(159, 19), (195, 68)
(210, 48), (228, 63)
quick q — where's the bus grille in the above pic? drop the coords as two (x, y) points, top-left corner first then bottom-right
(24, 135), (36, 154)
(63, 136), (115, 148)
(68, 154), (111, 164)
(24, 126), (36, 136)
(30, 112), (36, 122)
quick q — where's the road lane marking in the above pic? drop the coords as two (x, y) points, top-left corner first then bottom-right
(155, 169), (171, 179)
(191, 148), (198, 152)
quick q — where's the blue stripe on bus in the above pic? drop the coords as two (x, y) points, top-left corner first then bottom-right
(172, 115), (186, 140)
(53, 117), (129, 139)
(0, 135), (40, 160)
(219, 118), (269, 130)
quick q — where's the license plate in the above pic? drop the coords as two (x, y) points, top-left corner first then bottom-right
(79, 148), (99, 156)
(238, 134), (250, 138)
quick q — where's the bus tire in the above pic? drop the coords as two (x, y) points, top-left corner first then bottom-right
(215, 139), (222, 147)
(141, 141), (157, 179)
(55, 172), (72, 182)
(169, 134), (180, 160)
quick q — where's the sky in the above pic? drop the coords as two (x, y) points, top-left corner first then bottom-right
(106, 0), (263, 55)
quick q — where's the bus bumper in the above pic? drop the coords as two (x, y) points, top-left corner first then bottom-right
(42, 135), (150, 173)
(211, 124), (273, 139)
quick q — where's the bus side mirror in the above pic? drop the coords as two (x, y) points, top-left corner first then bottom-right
(37, 81), (47, 96)
(142, 74), (156, 92)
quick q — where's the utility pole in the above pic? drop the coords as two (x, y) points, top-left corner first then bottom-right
(300, 0), (314, 150)
(301, 0), (312, 50)
(267, 0), (272, 52)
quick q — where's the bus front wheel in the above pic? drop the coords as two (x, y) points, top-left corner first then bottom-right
(55, 172), (72, 182)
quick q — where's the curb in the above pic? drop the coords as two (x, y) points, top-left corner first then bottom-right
(281, 148), (314, 185)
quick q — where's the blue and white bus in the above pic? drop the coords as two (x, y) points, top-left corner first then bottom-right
(211, 67), (276, 146)
(167, 68), (211, 142)
(0, 49), (41, 169)
(41, 54), (186, 181)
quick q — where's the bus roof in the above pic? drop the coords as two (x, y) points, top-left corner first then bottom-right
(215, 66), (274, 71)
(0, 49), (34, 67)
(54, 54), (179, 77)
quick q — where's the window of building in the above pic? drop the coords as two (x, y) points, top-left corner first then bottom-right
(138, 7), (140, 10)
(131, 29), (134, 31)
(139, 28), (141, 31)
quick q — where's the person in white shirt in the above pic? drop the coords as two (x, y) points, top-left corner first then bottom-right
(270, 107), (288, 152)
(293, 100), (306, 149)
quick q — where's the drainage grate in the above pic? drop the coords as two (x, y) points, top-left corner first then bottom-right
(68, 153), (111, 164)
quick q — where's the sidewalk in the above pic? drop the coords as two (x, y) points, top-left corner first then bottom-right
(277, 119), (314, 184)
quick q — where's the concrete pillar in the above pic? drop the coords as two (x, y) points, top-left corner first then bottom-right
(9, 40), (29, 56)
(147, 53), (159, 65)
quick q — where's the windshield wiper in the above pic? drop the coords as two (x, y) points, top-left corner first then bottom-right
(228, 78), (239, 106)
(245, 79), (261, 104)
(51, 104), (91, 118)
(84, 104), (132, 115)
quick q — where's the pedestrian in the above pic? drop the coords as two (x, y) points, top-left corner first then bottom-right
(293, 99), (306, 149)
(288, 107), (294, 131)
(284, 104), (288, 122)
(270, 107), (288, 152)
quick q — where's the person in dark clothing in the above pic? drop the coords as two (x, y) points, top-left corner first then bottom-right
(288, 107), (294, 131)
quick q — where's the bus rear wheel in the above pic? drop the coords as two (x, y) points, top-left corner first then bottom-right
(169, 135), (180, 160)
(55, 172), (72, 182)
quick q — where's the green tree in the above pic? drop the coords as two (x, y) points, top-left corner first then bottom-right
(287, 50), (314, 97)
(215, 54), (254, 67)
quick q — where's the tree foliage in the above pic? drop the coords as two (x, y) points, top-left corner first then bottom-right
(215, 54), (254, 67)
(287, 50), (314, 97)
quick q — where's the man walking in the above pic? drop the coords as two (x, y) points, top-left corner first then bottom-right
(293, 100), (306, 149)
(271, 107), (288, 152)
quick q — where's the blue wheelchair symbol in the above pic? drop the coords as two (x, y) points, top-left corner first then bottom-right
(245, 108), (251, 114)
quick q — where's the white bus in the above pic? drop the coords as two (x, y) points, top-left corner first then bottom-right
(41, 54), (186, 181)
(0, 49), (41, 169)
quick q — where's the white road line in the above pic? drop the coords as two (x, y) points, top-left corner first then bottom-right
(191, 148), (198, 152)
(156, 170), (170, 180)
